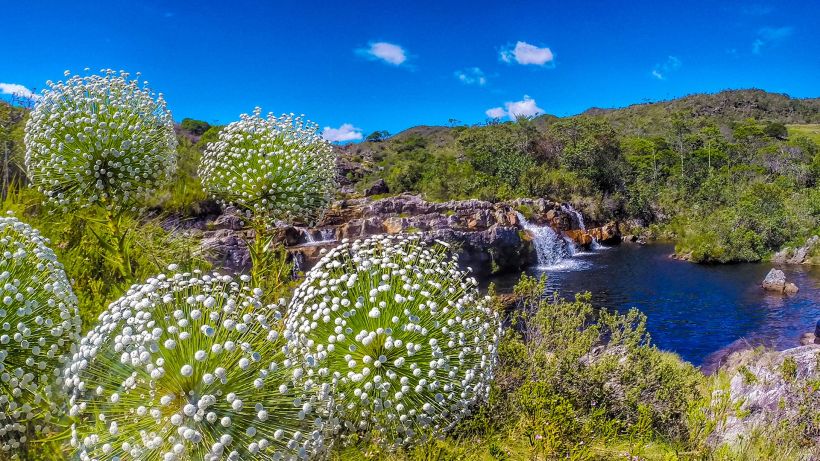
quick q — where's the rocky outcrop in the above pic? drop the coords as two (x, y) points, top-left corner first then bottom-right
(364, 179), (389, 196)
(195, 194), (620, 276)
(708, 345), (820, 447)
(772, 235), (819, 265)
(761, 268), (799, 294)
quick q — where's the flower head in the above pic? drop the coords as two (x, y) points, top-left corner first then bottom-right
(0, 215), (82, 454)
(285, 235), (500, 447)
(65, 269), (330, 460)
(24, 69), (177, 212)
(198, 108), (336, 224)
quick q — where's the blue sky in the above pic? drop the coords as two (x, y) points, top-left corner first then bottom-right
(2, 0), (818, 141)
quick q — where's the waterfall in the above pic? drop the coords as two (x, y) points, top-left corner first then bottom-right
(299, 227), (336, 244)
(561, 203), (603, 249)
(561, 204), (586, 230)
(516, 212), (571, 268)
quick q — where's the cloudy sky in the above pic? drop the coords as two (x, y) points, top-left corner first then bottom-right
(1, 0), (817, 141)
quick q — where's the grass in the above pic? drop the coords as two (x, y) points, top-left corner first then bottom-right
(787, 123), (820, 144)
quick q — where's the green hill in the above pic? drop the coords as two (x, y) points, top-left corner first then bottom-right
(339, 89), (820, 263)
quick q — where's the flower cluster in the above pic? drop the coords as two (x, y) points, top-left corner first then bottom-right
(24, 69), (177, 212)
(65, 268), (331, 460)
(198, 108), (336, 224)
(285, 235), (500, 447)
(0, 215), (82, 454)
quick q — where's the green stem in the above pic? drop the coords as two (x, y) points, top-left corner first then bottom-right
(247, 219), (291, 304)
(107, 211), (132, 279)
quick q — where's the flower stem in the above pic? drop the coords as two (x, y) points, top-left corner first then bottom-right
(106, 211), (132, 279)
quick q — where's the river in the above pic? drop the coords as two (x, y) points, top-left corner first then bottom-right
(491, 241), (820, 371)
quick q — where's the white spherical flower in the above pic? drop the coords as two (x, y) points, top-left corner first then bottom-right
(198, 108), (336, 223)
(0, 215), (82, 454)
(24, 69), (177, 212)
(286, 235), (500, 448)
(66, 270), (331, 460)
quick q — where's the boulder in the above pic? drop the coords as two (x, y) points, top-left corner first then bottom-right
(761, 269), (786, 292)
(784, 282), (799, 294)
(364, 179), (389, 196)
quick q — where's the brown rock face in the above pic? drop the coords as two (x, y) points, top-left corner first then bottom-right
(199, 194), (620, 276)
(564, 229), (593, 247)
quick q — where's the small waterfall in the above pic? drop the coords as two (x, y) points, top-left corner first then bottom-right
(561, 204), (586, 230)
(299, 227), (336, 244)
(319, 228), (336, 242)
(562, 203), (604, 249)
(516, 212), (570, 267)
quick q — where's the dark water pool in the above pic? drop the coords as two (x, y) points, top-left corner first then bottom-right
(491, 243), (820, 370)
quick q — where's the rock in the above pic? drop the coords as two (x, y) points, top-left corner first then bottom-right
(588, 222), (621, 244)
(708, 345), (820, 447)
(761, 268), (786, 292)
(201, 229), (250, 273)
(364, 179), (389, 196)
(772, 235), (819, 265)
(761, 269), (799, 294)
(198, 194), (619, 276)
(212, 207), (245, 231)
(564, 229), (593, 247)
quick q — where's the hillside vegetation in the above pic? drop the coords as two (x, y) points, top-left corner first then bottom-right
(338, 89), (820, 263)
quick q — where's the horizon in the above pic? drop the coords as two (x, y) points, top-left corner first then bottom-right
(2, 0), (818, 140)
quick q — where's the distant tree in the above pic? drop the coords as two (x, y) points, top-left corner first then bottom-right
(550, 117), (626, 194)
(366, 130), (390, 142)
(180, 117), (211, 135)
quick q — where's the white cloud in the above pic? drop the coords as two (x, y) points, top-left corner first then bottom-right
(651, 56), (682, 80)
(0, 83), (40, 100)
(322, 123), (363, 142)
(357, 42), (407, 66)
(485, 95), (544, 120)
(752, 26), (794, 54)
(485, 107), (507, 119)
(500, 41), (554, 66)
(454, 67), (487, 86)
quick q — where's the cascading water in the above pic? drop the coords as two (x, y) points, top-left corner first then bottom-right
(561, 203), (586, 230)
(562, 203), (603, 249)
(300, 227), (336, 244)
(515, 212), (571, 267)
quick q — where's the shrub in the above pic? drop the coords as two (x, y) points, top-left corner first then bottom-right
(180, 118), (211, 136)
(0, 215), (82, 454)
(198, 108), (336, 225)
(65, 269), (330, 460)
(285, 235), (501, 448)
(24, 69), (177, 212)
(502, 275), (702, 443)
